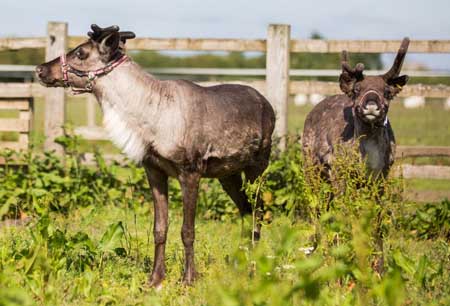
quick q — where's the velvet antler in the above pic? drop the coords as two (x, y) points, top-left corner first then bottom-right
(383, 37), (410, 80)
(341, 50), (364, 79)
(88, 24), (135, 43)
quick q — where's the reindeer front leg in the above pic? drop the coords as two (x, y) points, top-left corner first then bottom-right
(145, 166), (169, 288)
(179, 172), (201, 285)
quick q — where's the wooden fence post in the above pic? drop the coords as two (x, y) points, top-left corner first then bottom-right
(86, 94), (97, 127)
(44, 22), (67, 154)
(266, 24), (290, 149)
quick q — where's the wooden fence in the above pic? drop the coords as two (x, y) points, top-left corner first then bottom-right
(0, 98), (32, 150)
(0, 22), (450, 188)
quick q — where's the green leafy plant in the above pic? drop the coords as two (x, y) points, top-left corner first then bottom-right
(401, 199), (450, 241)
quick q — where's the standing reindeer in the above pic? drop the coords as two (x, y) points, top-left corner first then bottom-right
(36, 25), (275, 287)
(303, 38), (410, 180)
(302, 38), (410, 273)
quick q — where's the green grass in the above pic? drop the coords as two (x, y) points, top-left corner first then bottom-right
(1, 204), (448, 305)
(404, 179), (450, 202)
(0, 135), (449, 305)
(406, 178), (450, 192)
(0, 205), (300, 305)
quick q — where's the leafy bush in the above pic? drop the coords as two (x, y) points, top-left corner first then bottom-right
(0, 134), (307, 221)
(0, 130), (151, 219)
(400, 199), (450, 241)
(210, 141), (448, 306)
(0, 213), (130, 304)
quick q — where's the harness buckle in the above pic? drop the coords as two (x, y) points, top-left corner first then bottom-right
(87, 71), (96, 81)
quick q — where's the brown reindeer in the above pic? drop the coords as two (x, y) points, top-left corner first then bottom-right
(36, 25), (275, 287)
(303, 38), (409, 180)
(302, 38), (410, 273)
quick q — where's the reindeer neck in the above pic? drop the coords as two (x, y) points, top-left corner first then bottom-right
(92, 60), (161, 109)
(353, 111), (388, 141)
(90, 60), (172, 163)
(353, 113), (391, 175)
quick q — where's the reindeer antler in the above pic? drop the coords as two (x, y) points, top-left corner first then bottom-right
(341, 50), (364, 79)
(88, 24), (119, 41)
(383, 37), (410, 80)
(88, 24), (135, 43)
(118, 31), (136, 43)
(339, 50), (364, 95)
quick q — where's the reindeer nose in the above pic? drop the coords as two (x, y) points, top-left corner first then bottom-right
(365, 100), (379, 110)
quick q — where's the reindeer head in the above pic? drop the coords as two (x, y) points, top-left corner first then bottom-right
(36, 24), (135, 93)
(339, 38), (410, 125)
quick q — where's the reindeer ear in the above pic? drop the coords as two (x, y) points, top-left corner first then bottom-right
(387, 74), (409, 98)
(339, 71), (356, 96)
(388, 75), (409, 88)
(98, 32), (121, 57)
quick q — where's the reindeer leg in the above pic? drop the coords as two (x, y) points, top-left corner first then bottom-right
(179, 172), (201, 285)
(244, 165), (268, 242)
(144, 166), (169, 288)
(219, 174), (255, 239)
(219, 174), (252, 216)
(373, 196), (385, 276)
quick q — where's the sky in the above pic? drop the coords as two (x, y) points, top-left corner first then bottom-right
(1, 0), (449, 69)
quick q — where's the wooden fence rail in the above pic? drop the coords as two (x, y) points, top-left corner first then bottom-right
(2, 80), (450, 99)
(3, 36), (450, 54)
(0, 98), (33, 150)
(3, 65), (450, 79)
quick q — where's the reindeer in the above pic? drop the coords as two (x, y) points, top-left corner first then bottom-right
(303, 38), (409, 180)
(36, 25), (275, 287)
(302, 38), (410, 273)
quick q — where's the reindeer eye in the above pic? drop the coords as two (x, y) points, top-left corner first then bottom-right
(384, 86), (392, 99)
(353, 84), (361, 95)
(75, 49), (86, 60)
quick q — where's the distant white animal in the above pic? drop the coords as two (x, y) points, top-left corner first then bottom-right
(445, 97), (450, 110)
(403, 96), (425, 109)
(294, 94), (308, 106)
(309, 93), (325, 106)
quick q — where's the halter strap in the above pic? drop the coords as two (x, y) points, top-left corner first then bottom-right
(59, 53), (129, 94)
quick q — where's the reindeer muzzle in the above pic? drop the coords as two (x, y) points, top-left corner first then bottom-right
(359, 90), (384, 122)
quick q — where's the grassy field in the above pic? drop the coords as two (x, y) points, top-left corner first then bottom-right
(1, 202), (448, 306)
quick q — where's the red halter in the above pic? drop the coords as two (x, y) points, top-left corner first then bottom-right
(60, 53), (129, 94)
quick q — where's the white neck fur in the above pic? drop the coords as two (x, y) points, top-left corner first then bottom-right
(94, 62), (155, 163)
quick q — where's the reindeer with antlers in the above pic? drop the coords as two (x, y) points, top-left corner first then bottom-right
(303, 38), (410, 180)
(36, 25), (275, 287)
(302, 38), (410, 273)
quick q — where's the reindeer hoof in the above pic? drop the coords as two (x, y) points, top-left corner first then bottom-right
(148, 273), (165, 289)
(182, 270), (199, 286)
(372, 255), (385, 276)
